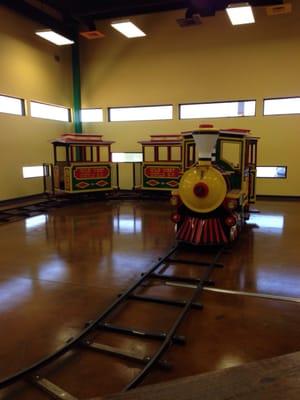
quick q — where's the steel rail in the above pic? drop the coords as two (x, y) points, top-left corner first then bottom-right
(204, 287), (300, 303)
(164, 286), (300, 304)
(0, 244), (179, 389)
(123, 245), (225, 390)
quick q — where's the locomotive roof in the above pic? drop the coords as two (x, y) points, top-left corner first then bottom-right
(181, 128), (258, 139)
(219, 128), (252, 137)
(139, 129), (259, 146)
(51, 133), (114, 145)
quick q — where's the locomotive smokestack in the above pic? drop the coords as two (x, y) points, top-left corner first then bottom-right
(192, 124), (219, 166)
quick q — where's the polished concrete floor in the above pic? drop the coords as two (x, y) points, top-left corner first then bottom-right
(0, 198), (300, 399)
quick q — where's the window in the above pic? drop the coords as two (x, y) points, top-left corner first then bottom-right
(0, 94), (24, 116)
(30, 101), (70, 122)
(81, 108), (103, 122)
(100, 147), (109, 162)
(179, 100), (256, 119)
(256, 166), (287, 178)
(171, 146), (181, 161)
(187, 143), (195, 168)
(221, 141), (242, 169)
(109, 105), (173, 122)
(263, 97), (300, 116)
(112, 153), (143, 163)
(22, 166), (44, 178)
(144, 146), (154, 162)
(158, 147), (168, 161)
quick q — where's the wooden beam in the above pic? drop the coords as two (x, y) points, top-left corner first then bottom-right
(92, 351), (300, 400)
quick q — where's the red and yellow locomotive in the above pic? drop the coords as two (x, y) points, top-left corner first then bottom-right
(170, 125), (258, 245)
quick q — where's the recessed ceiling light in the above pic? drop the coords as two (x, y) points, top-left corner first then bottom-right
(35, 30), (74, 45)
(226, 2), (255, 25)
(111, 21), (146, 38)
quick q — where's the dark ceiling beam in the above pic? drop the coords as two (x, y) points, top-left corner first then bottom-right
(33, 0), (99, 32)
(57, 0), (284, 20)
(70, 0), (187, 19)
(24, 0), (63, 21)
(1, 0), (285, 32)
(246, 0), (284, 5)
(34, 0), (70, 14)
(1, 0), (77, 40)
(186, 0), (284, 17)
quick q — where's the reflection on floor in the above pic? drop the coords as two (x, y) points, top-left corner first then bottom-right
(0, 199), (300, 399)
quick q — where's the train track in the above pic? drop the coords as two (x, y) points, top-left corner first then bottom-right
(0, 243), (226, 399)
(0, 197), (76, 224)
(0, 192), (151, 224)
(0, 195), (106, 224)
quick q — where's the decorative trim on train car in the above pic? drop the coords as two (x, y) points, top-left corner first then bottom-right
(142, 163), (182, 190)
(73, 166), (110, 180)
(76, 181), (89, 189)
(144, 166), (181, 179)
(64, 164), (112, 192)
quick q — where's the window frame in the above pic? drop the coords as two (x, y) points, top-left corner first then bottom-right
(30, 100), (71, 122)
(22, 165), (44, 179)
(80, 108), (104, 122)
(0, 93), (25, 116)
(108, 104), (173, 122)
(263, 96), (300, 116)
(179, 99), (256, 120)
(256, 166), (288, 179)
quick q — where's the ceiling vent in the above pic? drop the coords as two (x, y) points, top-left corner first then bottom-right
(177, 14), (202, 27)
(80, 30), (105, 39)
(265, 3), (292, 16)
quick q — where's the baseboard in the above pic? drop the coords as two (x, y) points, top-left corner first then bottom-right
(0, 193), (47, 207)
(257, 195), (300, 201)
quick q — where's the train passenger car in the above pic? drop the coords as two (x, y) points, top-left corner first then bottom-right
(170, 125), (258, 245)
(51, 133), (116, 195)
(138, 134), (183, 191)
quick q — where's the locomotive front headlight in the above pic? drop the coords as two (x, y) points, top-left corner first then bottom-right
(225, 215), (237, 227)
(171, 212), (181, 223)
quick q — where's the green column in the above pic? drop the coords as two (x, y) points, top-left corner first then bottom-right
(72, 37), (82, 133)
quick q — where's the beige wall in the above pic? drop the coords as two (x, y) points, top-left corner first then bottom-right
(0, 6), (73, 200)
(80, 2), (300, 195)
(1, 3), (299, 197)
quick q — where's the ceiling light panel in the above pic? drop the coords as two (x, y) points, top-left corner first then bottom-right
(111, 21), (146, 38)
(35, 30), (74, 45)
(226, 3), (255, 25)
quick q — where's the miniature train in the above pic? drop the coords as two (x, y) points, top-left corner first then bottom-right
(170, 125), (258, 245)
(49, 134), (117, 195)
(46, 128), (258, 247)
